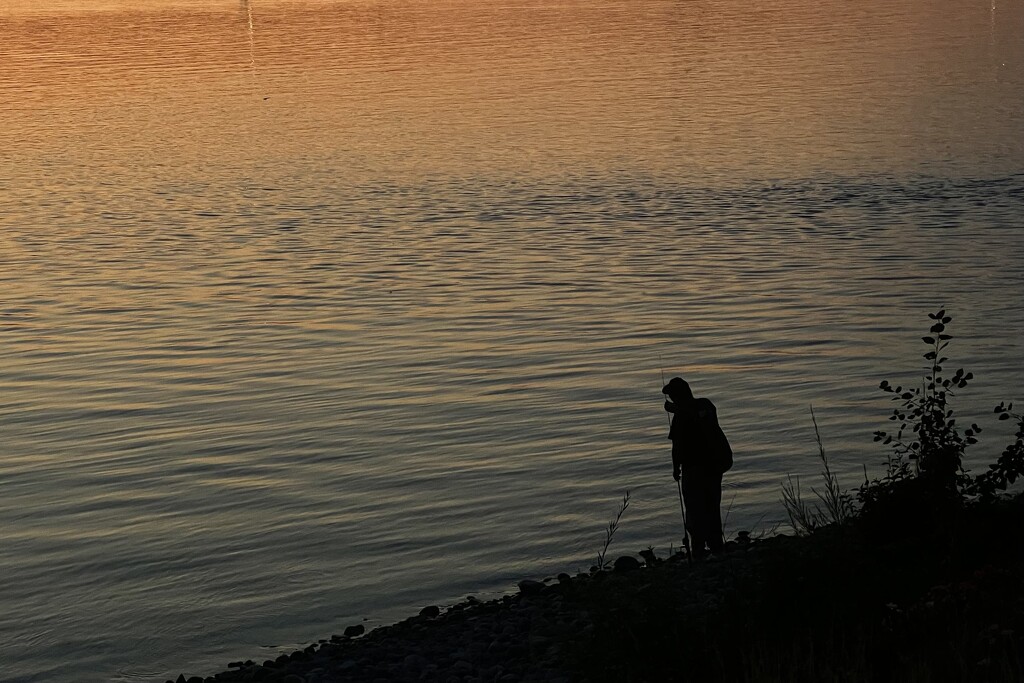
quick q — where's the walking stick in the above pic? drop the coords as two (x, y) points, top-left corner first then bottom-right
(662, 362), (692, 563)
(676, 477), (692, 563)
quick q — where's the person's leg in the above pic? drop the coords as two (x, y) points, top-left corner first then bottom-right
(706, 473), (724, 553)
(681, 478), (709, 557)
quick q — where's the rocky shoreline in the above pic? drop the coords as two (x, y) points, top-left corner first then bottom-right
(168, 492), (1024, 683)
(164, 538), (766, 683)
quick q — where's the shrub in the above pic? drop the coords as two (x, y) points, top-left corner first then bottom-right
(870, 309), (976, 493)
(860, 309), (1024, 526)
(967, 403), (1024, 501)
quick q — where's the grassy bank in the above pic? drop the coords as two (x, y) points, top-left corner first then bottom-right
(572, 492), (1024, 682)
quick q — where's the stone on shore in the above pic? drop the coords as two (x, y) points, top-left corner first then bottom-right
(613, 555), (642, 572)
(517, 579), (544, 595)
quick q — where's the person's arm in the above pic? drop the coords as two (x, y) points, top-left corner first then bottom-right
(666, 401), (684, 479)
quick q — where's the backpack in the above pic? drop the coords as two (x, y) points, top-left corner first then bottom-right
(696, 398), (733, 474)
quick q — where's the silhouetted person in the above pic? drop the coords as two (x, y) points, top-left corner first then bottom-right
(662, 377), (732, 557)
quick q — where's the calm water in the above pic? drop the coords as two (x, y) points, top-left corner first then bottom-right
(2, 0), (1023, 680)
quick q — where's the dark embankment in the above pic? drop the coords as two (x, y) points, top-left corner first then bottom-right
(167, 492), (1024, 683)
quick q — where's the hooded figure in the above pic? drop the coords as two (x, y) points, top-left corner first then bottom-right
(662, 377), (732, 556)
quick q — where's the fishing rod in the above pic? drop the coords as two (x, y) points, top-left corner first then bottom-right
(661, 360), (691, 563)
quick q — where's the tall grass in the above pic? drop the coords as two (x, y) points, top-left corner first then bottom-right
(596, 489), (630, 569)
(781, 407), (855, 534)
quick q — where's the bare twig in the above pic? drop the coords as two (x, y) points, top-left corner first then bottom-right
(596, 490), (631, 569)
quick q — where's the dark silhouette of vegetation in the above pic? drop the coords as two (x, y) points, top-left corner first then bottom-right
(968, 401), (1024, 501)
(595, 489), (631, 570)
(856, 310), (1024, 548)
(867, 309), (977, 495)
(781, 406), (855, 534)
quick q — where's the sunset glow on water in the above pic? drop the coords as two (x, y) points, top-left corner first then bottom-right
(2, 1), (1023, 680)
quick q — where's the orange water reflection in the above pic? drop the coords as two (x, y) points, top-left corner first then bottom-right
(3, 0), (1020, 181)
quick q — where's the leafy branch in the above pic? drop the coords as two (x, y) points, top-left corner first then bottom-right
(871, 309), (977, 493)
(863, 309), (1024, 509)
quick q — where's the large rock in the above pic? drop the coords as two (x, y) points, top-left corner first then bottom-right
(638, 548), (658, 566)
(613, 555), (642, 572)
(517, 579), (545, 595)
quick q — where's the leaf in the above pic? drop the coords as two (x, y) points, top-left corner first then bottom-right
(922, 336), (936, 344)
(930, 323), (945, 333)
(939, 334), (952, 340)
